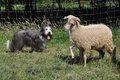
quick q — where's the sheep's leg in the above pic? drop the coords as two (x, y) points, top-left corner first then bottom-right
(106, 46), (116, 63)
(98, 50), (105, 62)
(112, 46), (116, 63)
(79, 50), (84, 64)
(70, 44), (75, 59)
(109, 46), (116, 63)
(83, 50), (89, 67)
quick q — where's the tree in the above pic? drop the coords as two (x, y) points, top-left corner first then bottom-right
(90, 0), (106, 8)
(1, 0), (34, 11)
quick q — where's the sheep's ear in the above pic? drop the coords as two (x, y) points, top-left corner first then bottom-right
(75, 17), (81, 22)
(75, 18), (81, 27)
(69, 18), (76, 25)
(69, 17), (80, 26)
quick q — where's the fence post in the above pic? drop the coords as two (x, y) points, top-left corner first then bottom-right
(119, 0), (120, 9)
(0, 0), (2, 12)
(57, 0), (62, 9)
(78, 0), (81, 8)
(35, 0), (37, 10)
(25, 0), (33, 11)
(8, 0), (13, 11)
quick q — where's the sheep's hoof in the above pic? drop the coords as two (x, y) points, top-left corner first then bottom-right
(84, 65), (87, 67)
(99, 59), (102, 63)
(17, 51), (22, 53)
(72, 56), (75, 59)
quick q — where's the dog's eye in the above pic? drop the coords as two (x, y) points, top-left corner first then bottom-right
(46, 29), (48, 30)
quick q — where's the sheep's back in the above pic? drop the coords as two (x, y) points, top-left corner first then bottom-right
(82, 24), (112, 37)
(71, 24), (113, 50)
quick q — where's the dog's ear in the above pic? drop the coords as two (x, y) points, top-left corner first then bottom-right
(40, 31), (43, 35)
(40, 28), (43, 35)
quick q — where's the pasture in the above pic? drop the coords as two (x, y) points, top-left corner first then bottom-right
(0, 22), (120, 80)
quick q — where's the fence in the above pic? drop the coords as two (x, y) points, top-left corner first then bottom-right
(0, 0), (120, 26)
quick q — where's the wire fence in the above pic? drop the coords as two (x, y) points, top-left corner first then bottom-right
(0, 0), (120, 27)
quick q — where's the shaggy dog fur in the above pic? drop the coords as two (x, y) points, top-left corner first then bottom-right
(7, 26), (52, 53)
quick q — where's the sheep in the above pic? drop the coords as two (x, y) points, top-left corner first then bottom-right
(69, 24), (113, 59)
(64, 15), (116, 67)
(64, 15), (113, 59)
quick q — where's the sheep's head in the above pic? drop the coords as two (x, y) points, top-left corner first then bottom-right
(64, 15), (80, 22)
(64, 15), (80, 30)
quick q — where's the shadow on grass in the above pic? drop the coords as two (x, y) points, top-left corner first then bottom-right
(114, 60), (120, 72)
(5, 50), (42, 53)
(59, 55), (120, 73)
(57, 54), (99, 65)
(5, 50), (30, 53)
(5, 50), (48, 54)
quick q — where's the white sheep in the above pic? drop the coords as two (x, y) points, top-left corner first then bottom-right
(64, 15), (113, 59)
(64, 15), (116, 67)
(69, 24), (113, 59)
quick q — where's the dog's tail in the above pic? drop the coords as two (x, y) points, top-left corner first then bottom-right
(6, 40), (13, 50)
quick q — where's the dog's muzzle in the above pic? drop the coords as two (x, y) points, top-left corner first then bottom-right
(47, 32), (52, 40)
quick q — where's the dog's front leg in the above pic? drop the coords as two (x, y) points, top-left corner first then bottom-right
(39, 46), (48, 53)
(41, 47), (48, 53)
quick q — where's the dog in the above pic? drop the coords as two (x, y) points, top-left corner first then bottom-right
(6, 26), (52, 53)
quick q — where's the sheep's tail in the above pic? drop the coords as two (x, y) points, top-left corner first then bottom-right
(6, 40), (13, 50)
(112, 46), (116, 63)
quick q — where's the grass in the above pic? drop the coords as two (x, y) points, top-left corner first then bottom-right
(0, 25), (120, 80)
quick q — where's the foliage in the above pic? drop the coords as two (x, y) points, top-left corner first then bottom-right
(12, 4), (25, 11)
(1, 0), (119, 11)
(1, 0), (22, 3)
(36, 0), (57, 9)
(1, 6), (6, 11)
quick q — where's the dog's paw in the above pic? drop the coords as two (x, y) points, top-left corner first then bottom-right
(43, 50), (49, 53)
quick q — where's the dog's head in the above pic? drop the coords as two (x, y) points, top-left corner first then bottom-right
(40, 26), (52, 40)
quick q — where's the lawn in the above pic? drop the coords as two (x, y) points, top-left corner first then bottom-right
(0, 25), (120, 80)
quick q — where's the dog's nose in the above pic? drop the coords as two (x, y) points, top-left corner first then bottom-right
(48, 32), (51, 35)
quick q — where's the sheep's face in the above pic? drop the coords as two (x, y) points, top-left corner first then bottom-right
(64, 19), (75, 31)
(64, 15), (80, 31)
(64, 24), (70, 31)
(64, 18), (77, 30)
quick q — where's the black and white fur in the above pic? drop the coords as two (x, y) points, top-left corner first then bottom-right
(6, 26), (52, 53)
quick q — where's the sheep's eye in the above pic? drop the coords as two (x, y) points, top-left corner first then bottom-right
(70, 23), (74, 26)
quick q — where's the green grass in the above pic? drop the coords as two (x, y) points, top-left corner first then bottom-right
(0, 27), (120, 80)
